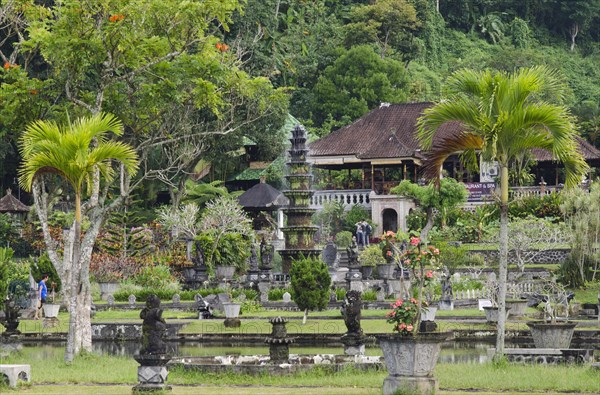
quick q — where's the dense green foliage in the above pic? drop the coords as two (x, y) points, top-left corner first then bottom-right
(289, 257), (331, 313)
(29, 253), (62, 293)
(3, 0), (600, 193)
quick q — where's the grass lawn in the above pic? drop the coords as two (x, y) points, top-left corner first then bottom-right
(7, 307), (565, 336)
(1, 350), (598, 394)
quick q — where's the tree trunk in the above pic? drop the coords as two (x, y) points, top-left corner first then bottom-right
(302, 308), (308, 325)
(420, 206), (435, 243)
(65, 192), (82, 363)
(569, 23), (578, 52)
(494, 165), (509, 361)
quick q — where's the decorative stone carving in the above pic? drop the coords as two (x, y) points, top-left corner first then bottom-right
(340, 290), (366, 356)
(133, 294), (171, 393)
(265, 317), (294, 364)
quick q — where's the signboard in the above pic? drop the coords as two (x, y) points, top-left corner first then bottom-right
(480, 160), (499, 182)
(464, 182), (496, 202)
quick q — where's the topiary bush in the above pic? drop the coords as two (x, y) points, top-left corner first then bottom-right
(290, 256), (331, 323)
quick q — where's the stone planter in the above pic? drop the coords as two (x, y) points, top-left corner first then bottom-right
(215, 265), (236, 280)
(526, 321), (577, 349)
(377, 264), (395, 280)
(377, 332), (452, 395)
(483, 306), (510, 323)
(42, 304), (60, 318)
(98, 282), (120, 300)
(360, 266), (374, 279)
(421, 307), (437, 322)
(506, 300), (528, 317)
(222, 302), (241, 319)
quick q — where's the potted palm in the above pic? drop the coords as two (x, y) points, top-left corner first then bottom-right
(526, 281), (577, 349)
(377, 234), (451, 395)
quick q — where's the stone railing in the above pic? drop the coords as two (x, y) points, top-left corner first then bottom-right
(310, 189), (371, 210)
(509, 185), (562, 199)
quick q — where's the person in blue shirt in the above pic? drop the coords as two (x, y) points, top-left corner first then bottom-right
(34, 274), (49, 320)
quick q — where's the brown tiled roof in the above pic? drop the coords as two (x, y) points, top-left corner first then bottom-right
(309, 102), (600, 162)
(309, 102), (462, 159)
(0, 189), (29, 213)
(531, 136), (600, 162)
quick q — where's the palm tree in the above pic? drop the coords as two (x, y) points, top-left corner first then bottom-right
(416, 66), (588, 359)
(19, 113), (138, 362)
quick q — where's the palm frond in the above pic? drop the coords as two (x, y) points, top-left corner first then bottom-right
(421, 133), (484, 182)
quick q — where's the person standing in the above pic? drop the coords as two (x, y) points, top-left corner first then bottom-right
(355, 221), (364, 248)
(362, 220), (372, 246)
(34, 274), (49, 320)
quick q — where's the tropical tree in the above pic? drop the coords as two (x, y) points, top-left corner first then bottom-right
(18, 113), (139, 363)
(416, 66), (588, 359)
(391, 178), (468, 241)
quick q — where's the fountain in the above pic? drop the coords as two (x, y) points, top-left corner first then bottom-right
(265, 317), (294, 363)
(279, 125), (320, 273)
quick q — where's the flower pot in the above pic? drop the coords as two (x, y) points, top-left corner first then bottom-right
(360, 266), (374, 279)
(215, 265), (236, 280)
(526, 321), (577, 349)
(421, 307), (437, 322)
(222, 302), (241, 319)
(377, 332), (452, 395)
(42, 304), (60, 318)
(377, 264), (395, 280)
(483, 306), (510, 323)
(98, 282), (120, 300)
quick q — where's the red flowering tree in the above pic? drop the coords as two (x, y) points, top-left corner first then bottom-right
(385, 234), (441, 335)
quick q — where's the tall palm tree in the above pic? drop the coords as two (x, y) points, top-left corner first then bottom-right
(19, 113), (138, 362)
(417, 66), (588, 359)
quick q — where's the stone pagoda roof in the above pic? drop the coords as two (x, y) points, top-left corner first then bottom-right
(0, 189), (29, 213)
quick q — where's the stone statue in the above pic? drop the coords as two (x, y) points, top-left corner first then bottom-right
(191, 240), (206, 268)
(1, 295), (21, 335)
(248, 243), (259, 271)
(139, 294), (167, 355)
(260, 239), (274, 269)
(441, 266), (453, 302)
(346, 239), (359, 267)
(341, 290), (363, 335)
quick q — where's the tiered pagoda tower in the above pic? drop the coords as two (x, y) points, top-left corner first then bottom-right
(279, 125), (320, 273)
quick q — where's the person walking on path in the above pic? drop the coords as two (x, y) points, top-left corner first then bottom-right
(34, 274), (48, 320)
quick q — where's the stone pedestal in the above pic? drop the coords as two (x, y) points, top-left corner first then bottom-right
(341, 333), (366, 356)
(133, 354), (171, 393)
(266, 317), (294, 364)
(346, 269), (363, 292)
(224, 318), (241, 328)
(439, 300), (454, 310)
(42, 317), (59, 329)
(258, 280), (271, 303)
(383, 376), (438, 395)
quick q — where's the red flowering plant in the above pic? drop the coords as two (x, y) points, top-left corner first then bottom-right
(385, 233), (441, 335)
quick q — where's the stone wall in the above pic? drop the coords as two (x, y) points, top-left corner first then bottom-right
(468, 248), (570, 265)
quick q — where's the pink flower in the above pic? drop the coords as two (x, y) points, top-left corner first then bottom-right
(399, 323), (406, 330)
(426, 270), (433, 278)
(405, 259), (411, 265)
(409, 236), (420, 246)
(410, 298), (417, 304)
(407, 324), (413, 332)
(386, 250), (392, 257)
(434, 248), (440, 255)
